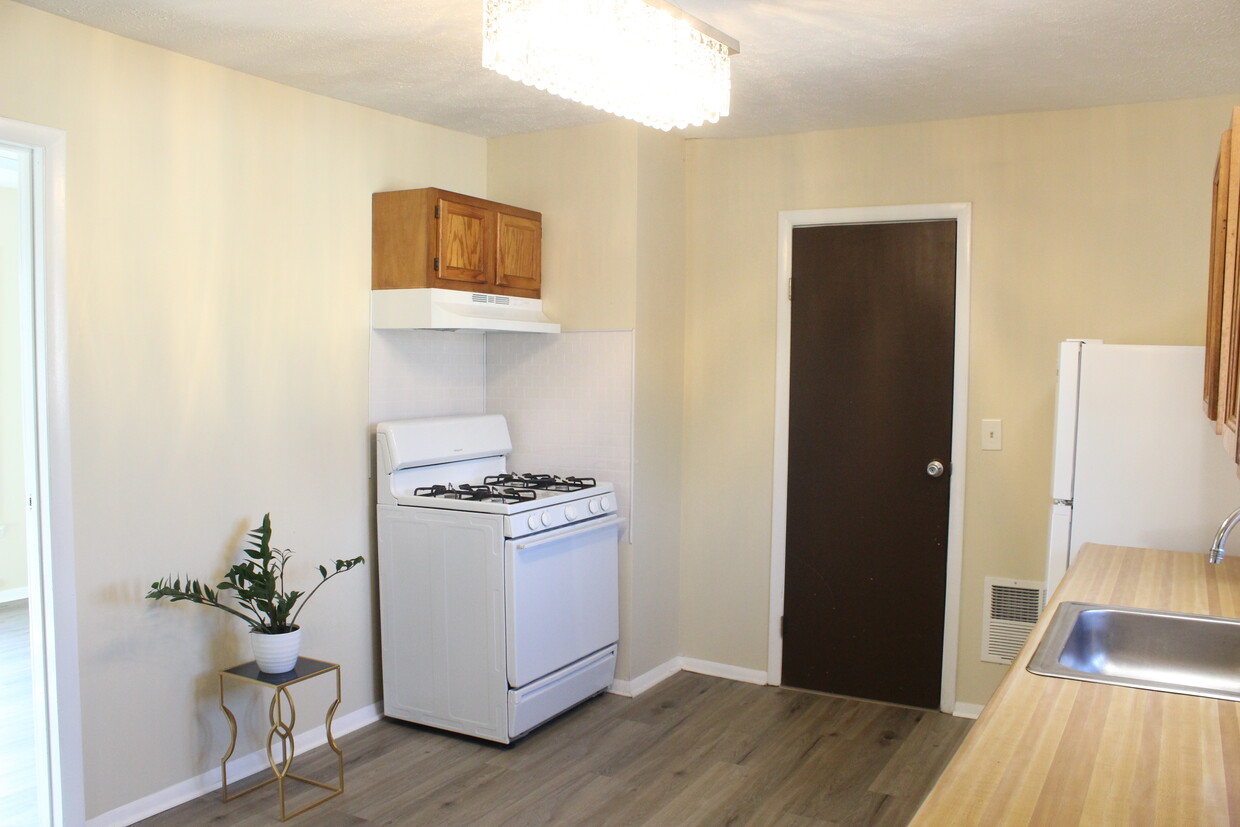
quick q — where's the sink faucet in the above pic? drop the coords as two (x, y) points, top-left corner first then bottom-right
(1210, 506), (1240, 563)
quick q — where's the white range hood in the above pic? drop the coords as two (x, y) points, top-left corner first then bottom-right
(371, 288), (560, 334)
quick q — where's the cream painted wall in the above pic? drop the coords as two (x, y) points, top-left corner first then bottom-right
(0, 1), (486, 817)
(631, 130), (685, 678)
(0, 173), (27, 595)
(681, 96), (1240, 706)
(489, 122), (684, 681)
(489, 121), (639, 330)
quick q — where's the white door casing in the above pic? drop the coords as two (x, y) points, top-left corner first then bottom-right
(0, 115), (84, 825)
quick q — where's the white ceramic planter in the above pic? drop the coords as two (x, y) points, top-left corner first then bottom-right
(251, 627), (302, 673)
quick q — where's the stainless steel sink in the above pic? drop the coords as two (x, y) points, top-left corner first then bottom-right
(1027, 602), (1240, 702)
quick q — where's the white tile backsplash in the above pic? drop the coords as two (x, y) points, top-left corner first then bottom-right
(368, 329), (487, 424)
(367, 327), (635, 539)
(486, 331), (634, 540)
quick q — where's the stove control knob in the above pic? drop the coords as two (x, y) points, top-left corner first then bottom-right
(527, 514), (539, 530)
(601, 496), (614, 512)
(541, 511), (553, 527)
(588, 499), (601, 514)
(565, 505), (578, 521)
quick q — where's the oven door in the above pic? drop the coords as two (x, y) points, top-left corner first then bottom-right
(505, 515), (622, 688)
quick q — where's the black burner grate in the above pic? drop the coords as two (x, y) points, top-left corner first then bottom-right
(484, 473), (597, 492)
(413, 484), (538, 505)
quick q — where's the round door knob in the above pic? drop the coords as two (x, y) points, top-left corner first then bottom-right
(926, 460), (945, 478)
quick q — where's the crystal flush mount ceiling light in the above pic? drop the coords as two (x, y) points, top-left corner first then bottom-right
(482, 0), (739, 132)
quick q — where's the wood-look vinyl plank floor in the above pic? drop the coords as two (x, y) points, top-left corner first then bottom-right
(137, 672), (971, 826)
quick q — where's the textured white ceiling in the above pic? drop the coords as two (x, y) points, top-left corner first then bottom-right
(14, 0), (1240, 138)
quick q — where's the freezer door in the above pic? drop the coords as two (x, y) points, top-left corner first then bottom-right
(1045, 502), (1074, 599)
(1050, 340), (1085, 502)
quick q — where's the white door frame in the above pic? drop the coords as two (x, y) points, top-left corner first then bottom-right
(1, 115), (85, 825)
(768, 203), (971, 715)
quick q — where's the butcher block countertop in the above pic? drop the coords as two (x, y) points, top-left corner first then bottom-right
(911, 542), (1240, 826)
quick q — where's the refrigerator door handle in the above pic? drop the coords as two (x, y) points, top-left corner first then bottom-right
(1053, 498), (1073, 506)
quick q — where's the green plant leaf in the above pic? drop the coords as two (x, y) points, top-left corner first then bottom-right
(147, 513), (364, 635)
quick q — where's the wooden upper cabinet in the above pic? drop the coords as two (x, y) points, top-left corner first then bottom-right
(372, 188), (542, 298)
(1204, 107), (1240, 467)
(437, 197), (492, 286)
(1205, 130), (1230, 425)
(495, 211), (542, 293)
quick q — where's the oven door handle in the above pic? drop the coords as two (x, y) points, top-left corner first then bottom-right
(515, 515), (624, 550)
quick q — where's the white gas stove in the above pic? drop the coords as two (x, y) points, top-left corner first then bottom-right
(375, 414), (620, 743)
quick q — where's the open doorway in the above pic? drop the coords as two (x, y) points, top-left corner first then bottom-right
(0, 144), (38, 826)
(0, 117), (84, 826)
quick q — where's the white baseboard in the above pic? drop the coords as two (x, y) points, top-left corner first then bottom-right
(953, 701), (984, 719)
(680, 657), (768, 686)
(610, 655), (770, 696)
(0, 586), (29, 604)
(608, 657), (681, 697)
(85, 702), (382, 827)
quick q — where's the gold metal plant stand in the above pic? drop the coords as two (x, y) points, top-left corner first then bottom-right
(218, 657), (343, 822)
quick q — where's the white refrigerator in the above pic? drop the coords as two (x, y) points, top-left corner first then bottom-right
(1046, 340), (1240, 596)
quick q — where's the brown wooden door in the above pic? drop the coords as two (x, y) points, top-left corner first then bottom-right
(783, 220), (956, 709)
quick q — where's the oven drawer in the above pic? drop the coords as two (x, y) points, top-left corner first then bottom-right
(508, 645), (616, 739)
(505, 515), (621, 688)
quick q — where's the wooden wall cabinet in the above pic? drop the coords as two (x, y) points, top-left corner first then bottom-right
(373, 188), (542, 299)
(1204, 107), (1240, 468)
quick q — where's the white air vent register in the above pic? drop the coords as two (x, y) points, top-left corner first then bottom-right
(981, 577), (1045, 664)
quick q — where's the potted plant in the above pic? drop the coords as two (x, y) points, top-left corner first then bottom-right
(147, 513), (364, 673)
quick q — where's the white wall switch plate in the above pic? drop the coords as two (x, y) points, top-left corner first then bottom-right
(981, 419), (1003, 451)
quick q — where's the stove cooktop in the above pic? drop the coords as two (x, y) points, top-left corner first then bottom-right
(412, 475), (599, 506)
(394, 472), (612, 516)
(413, 474), (596, 502)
